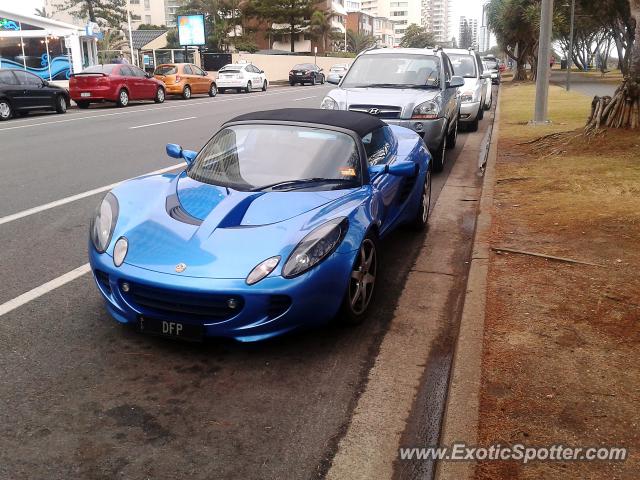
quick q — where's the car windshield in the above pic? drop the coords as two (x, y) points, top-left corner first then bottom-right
(154, 65), (177, 75)
(340, 53), (441, 89)
(448, 54), (477, 78)
(188, 125), (361, 191)
(82, 65), (116, 74)
(483, 58), (499, 70)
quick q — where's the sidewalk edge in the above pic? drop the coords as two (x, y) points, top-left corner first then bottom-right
(434, 92), (501, 480)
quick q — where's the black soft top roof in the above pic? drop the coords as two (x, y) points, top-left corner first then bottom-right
(226, 108), (386, 137)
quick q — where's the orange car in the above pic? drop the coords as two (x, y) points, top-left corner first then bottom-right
(153, 63), (217, 99)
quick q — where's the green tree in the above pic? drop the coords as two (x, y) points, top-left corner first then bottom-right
(57, 0), (127, 27)
(310, 9), (333, 52)
(137, 24), (167, 30)
(34, 7), (51, 18)
(347, 29), (376, 53)
(251, 0), (315, 52)
(399, 24), (435, 48)
(176, 0), (238, 52)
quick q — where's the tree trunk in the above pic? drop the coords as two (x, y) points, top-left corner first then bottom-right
(85, 0), (97, 22)
(586, 1), (640, 132)
(290, 23), (295, 52)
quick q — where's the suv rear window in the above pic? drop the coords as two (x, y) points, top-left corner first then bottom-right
(82, 65), (116, 74)
(155, 65), (177, 75)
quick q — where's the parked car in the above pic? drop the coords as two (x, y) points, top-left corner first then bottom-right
(444, 48), (490, 132)
(482, 55), (502, 84)
(0, 68), (70, 121)
(153, 63), (217, 99)
(321, 48), (463, 172)
(88, 109), (432, 342)
(482, 71), (493, 111)
(216, 63), (268, 93)
(289, 64), (325, 86)
(327, 64), (350, 84)
(69, 64), (165, 108)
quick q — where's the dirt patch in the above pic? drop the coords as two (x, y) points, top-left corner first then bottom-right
(474, 84), (640, 479)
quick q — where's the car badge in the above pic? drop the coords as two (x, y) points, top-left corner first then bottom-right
(175, 263), (187, 273)
(368, 108), (380, 115)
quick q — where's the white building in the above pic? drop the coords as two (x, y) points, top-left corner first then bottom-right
(421, 0), (450, 44)
(479, 1), (492, 52)
(458, 16), (478, 49)
(45, 0), (168, 28)
(361, 0), (422, 44)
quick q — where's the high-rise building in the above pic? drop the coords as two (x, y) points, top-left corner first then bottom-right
(458, 16), (478, 49)
(421, 0), (450, 44)
(361, 0), (422, 44)
(479, 0), (492, 52)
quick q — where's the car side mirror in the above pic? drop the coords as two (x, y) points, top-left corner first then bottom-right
(166, 144), (197, 165)
(448, 76), (465, 88)
(368, 162), (417, 178)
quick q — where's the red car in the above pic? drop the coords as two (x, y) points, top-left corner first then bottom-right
(69, 64), (165, 108)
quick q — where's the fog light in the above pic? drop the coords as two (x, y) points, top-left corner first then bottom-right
(414, 122), (424, 131)
(121, 282), (130, 293)
(227, 298), (239, 309)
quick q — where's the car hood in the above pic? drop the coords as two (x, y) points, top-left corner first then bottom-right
(327, 87), (441, 119)
(109, 172), (363, 279)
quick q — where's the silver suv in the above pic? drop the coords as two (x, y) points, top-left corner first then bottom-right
(443, 48), (490, 132)
(321, 48), (463, 172)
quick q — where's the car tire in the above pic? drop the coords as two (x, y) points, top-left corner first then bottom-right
(262, 80), (267, 91)
(467, 117), (479, 132)
(289, 81), (295, 86)
(312, 75), (317, 86)
(55, 95), (67, 114)
(245, 81), (252, 93)
(116, 89), (129, 107)
(339, 232), (379, 325)
(182, 85), (191, 100)
(478, 104), (485, 120)
(320, 74), (325, 84)
(484, 94), (492, 111)
(77, 100), (90, 109)
(208, 83), (217, 97)
(431, 131), (447, 173)
(154, 87), (165, 103)
(411, 168), (432, 231)
(0, 99), (13, 120)
(446, 118), (458, 149)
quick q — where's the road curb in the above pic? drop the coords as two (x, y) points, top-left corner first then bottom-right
(434, 92), (501, 480)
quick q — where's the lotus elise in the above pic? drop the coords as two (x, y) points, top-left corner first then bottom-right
(89, 108), (432, 342)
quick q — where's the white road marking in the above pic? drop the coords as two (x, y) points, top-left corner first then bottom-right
(0, 263), (91, 317)
(293, 96), (317, 101)
(0, 163), (183, 226)
(130, 116), (196, 129)
(0, 86), (325, 132)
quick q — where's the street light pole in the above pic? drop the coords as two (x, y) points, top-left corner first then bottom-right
(534, 0), (554, 123)
(566, 0), (575, 91)
(126, 0), (136, 66)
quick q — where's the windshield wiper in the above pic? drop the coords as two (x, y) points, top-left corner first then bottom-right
(362, 83), (437, 89)
(251, 178), (357, 192)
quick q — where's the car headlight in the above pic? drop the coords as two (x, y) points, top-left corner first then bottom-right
(321, 96), (339, 110)
(90, 192), (118, 253)
(412, 100), (440, 119)
(246, 256), (280, 285)
(461, 91), (477, 103)
(282, 218), (348, 278)
(113, 237), (128, 267)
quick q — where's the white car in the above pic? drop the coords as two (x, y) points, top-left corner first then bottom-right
(217, 63), (268, 93)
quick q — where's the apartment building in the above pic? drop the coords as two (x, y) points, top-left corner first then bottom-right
(347, 11), (374, 36)
(421, 0), (450, 44)
(459, 16), (478, 49)
(44, 0), (168, 28)
(373, 16), (395, 47)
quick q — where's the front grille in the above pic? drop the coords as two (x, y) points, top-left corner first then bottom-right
(94, 270), (111, 294)
(267, 295), (292, 319)
(349, 105), (402, 119)
(123, 282), (243, 322)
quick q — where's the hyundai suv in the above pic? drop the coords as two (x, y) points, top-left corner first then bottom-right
(321, 48), (463, 172)
(444, 48), (490, 132)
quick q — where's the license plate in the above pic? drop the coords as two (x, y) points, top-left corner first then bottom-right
(139, 316), (204, 342)
(296, 73), (302, 76)
(80, 92), (91, 97)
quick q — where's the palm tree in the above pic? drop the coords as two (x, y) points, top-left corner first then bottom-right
(310, 9), (333, 53)
(34, 7), (51, 18)
(347, 30), (375, 54)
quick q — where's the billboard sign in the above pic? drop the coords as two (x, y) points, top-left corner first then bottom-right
(177, 14), (206, 46)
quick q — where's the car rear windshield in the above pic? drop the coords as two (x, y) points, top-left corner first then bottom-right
(154, 65), (177, 75)
(448, 54), (478, 78)
(483, 58), (499, 69)
(220, 68), (241, 73)
(81, 65), (116, 74)
(340, 53), (441, 89)
(294, 64), (315, 70)
(188, 125), (361, 191)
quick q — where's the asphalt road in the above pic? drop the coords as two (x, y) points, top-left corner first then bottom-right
(550, 71), (617, 97)
(0, 86), (489, 480)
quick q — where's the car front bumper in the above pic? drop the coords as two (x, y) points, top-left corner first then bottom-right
(459, 101), (481, 123)
(384, 117), (447, 152)
(89, 247), (355, 342)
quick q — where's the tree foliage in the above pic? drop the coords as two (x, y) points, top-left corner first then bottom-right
(57, 0), (127, 28)
(346, 30), (376, 53)
(250, 0), (315, 52)
(399, 24), (435, 48)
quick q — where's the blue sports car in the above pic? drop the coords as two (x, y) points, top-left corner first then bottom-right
(89, 109), (432, 342)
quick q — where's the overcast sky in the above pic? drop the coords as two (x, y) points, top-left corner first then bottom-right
(6, 0), (44, 16)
